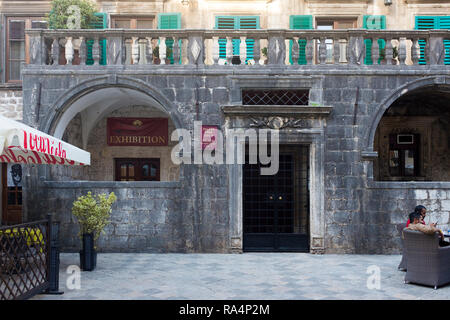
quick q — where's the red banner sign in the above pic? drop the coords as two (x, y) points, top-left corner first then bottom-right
(107, 118), (168, 146)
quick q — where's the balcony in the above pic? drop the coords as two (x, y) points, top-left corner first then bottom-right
(26, 28), (450, 68)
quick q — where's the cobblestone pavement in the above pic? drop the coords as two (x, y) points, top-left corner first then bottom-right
(32, 253), (450, 300)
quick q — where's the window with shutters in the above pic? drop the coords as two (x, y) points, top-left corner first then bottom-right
(289, 15), (313, 65)
(215, 16), (260, 64)
(415, 16), (450, 65)
(158, 13), (181, 64)
(363, 15), (386, 65)
(6, 17), (47, 82)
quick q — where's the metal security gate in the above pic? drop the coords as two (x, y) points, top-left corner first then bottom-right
(243, 145), (310, 252)
(0, 215), (60, 300)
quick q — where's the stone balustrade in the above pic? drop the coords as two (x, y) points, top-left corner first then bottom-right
(26, 29), (450, 67)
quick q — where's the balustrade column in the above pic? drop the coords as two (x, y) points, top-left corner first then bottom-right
(372, 37), (380, 65)
(226, 36), (233, 65)
(173, 37), (180, 65)
(305, 37), (314, 65)
(65, 37), (74, 65)
(131, 37), (139, 64)
(159, 37), (167, 65)
(318, 37), (327, 64)
(398, 38), (407, 65)
(145, 37), (153, 64)
(411, 38), (420, 65)
(92, 36), (100, 65)
(333, 37), (340, 65)
(239, 36), (247, 65)
(79, 37), (86, 65)
(252, 37), (260, 66)
(212, 36), (220, 65)
(385, 38), (393, 65)
(51, 38), (59, 65)
(339, 39), (348, 64)
(292, 37), (299, 65)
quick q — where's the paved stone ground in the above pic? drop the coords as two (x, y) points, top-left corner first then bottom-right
(32, 253), (450, 300)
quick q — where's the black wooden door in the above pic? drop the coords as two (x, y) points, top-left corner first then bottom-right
(243, 145), (310, 252)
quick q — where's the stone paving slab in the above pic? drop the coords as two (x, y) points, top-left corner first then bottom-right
(32, 253), (450, 300)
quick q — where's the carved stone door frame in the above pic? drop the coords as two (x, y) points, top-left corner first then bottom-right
(222, 105), (332, 253)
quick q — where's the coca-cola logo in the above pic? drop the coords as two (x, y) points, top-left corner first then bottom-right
(22, 130), (67, 159)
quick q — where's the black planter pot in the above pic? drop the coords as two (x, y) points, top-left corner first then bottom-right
(79, 233), (96, 271)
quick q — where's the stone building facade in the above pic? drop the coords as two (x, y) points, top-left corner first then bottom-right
(1, 0), (450, 254)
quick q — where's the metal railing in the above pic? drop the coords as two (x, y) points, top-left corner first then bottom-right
(0, 215), (57, 300)
(26, 28), (450, 67)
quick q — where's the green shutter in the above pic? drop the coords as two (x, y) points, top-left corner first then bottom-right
(86, 12), (107, 65)
(238, 17), (259, 62)
(438, 17), (450, 65)
(216, 16), (237, 59)
(158, 13), (181, 64)
(289, 15), (313, 65)
(363, 15), (386, 65)
(415, 16), (437, 65)
(415, 16), (450, 65)
(216, 16), (259, 63)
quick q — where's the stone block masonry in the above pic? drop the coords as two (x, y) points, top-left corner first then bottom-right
(0, 89), (23, 120)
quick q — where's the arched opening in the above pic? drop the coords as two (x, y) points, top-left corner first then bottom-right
(373, 84), (450, 181)
(47, 86), (181, 182)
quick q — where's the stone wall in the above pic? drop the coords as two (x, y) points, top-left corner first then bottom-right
(0, 89), (23, 120)
(21, 66), (450, 254)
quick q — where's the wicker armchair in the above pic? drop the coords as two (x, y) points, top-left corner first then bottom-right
(396, 223), (407, 271)
(402, 229), (450, 289)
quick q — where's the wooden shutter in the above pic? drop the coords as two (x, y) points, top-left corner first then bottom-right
(158, 13), (181, 64)
(86, 13), (108, 65)
(289, 15), (313, 65)
(216, 16), (259, 62)
(363, 15), (386, 65)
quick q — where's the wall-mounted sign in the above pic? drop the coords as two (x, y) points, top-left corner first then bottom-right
(107, 118), (168, 146)
(201, 125), (219, 150)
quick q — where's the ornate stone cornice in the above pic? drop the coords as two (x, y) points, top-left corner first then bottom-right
(249, 116), (308, 129)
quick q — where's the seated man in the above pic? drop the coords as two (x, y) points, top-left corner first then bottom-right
(406, 212), (449, 247)
(406, 205), (427, 227)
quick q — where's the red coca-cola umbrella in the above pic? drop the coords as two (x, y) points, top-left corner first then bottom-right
(0, 115), (90, 166)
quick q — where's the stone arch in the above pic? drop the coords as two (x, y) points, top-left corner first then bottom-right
(42, 75), (184, 137)
(364, 75), (450, 151)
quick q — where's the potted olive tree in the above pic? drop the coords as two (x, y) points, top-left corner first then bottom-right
(152, 46), (173, 64)
(72, 191), (117, 271)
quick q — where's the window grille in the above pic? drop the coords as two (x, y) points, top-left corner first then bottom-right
(242, 89), (309, 105)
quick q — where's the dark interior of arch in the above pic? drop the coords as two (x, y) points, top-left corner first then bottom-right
(374, 84), (450, 181)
